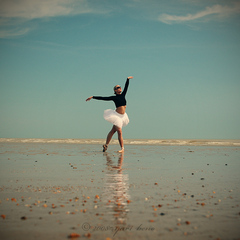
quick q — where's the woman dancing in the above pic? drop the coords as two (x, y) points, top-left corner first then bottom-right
(86, 76), (133, 152)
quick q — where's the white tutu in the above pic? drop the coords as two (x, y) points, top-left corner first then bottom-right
(103, 109), (129, 128)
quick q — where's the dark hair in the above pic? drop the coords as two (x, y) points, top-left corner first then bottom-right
(113, 85), (120, 94)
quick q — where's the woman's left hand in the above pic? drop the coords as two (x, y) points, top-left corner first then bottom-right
(127, 76), (133, 79)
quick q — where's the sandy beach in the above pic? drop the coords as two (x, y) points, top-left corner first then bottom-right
(0, 139), (240, 240)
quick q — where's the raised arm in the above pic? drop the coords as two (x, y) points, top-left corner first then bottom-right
(122, 76), (133, 96)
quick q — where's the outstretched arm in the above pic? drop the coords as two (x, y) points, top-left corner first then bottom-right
(86, 96), (114, 101)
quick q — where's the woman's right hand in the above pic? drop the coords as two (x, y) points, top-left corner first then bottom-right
(86, 96), (93, 101)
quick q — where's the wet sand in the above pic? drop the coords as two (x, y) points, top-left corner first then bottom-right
(0, 141), (240, 240)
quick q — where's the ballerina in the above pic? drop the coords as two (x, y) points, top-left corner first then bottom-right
(86, 76), (133, 152)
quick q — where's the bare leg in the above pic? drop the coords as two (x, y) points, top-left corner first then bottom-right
(116, 126), (124, 152)
(106, 125), (117, 146)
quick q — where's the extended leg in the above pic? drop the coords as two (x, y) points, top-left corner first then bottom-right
(106, 125), (117, 145)
(116, 126), (124, 152)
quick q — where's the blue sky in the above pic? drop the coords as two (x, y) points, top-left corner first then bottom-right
(0, 0), (240, 140)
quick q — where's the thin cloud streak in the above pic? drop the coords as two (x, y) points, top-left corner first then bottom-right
(0, 0), (93, 19)
(158, 3), (240, 24)
(0, 27), (31, 38)
(0, 0), (108, 38)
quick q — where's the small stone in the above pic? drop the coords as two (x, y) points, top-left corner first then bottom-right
(68, 233), (80, 238)
(85, 233), (91, 238)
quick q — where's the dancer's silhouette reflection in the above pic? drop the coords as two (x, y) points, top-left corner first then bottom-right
(103, 153), (130, 225)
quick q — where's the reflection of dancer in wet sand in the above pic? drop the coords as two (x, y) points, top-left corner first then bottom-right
(86, 76), (133, 152)
(104, 153), (130, 225)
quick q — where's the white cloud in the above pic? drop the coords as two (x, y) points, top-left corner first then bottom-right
(0, 27), (31, 38)
(0, 0), (109, 38)
(158, 3), (240, 24)
(0, 0), (93, 19)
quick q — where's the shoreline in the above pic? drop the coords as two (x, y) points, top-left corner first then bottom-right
(1, 138), (240, 146)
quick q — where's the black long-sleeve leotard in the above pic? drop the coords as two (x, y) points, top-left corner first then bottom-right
(92, 78), (129, 108)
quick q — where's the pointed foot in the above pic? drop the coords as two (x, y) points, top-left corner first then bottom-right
(103, 144), (108, 152)
(118, 148), (124, 153)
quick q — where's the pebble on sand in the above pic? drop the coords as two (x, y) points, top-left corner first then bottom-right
(68, 233), (80, 238)
(84, 233), (91, 238)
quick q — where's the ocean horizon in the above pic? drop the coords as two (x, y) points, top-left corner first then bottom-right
(1, 138), (240, 146)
